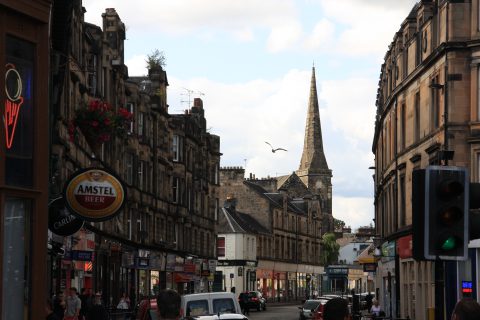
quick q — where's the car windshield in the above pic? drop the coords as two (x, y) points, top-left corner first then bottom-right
(303, 301), (320, 310)
(187, 300), (209, 317)
(213, 298), (236, 314)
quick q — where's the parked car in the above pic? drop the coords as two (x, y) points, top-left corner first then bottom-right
(180, 292), (242, 319)
(238, 291), (266, 311)
(186, 314), (249, 320)
(298, 299), (329, 320)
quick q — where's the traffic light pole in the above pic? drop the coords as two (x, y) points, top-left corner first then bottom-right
(434, 259), (445, 320)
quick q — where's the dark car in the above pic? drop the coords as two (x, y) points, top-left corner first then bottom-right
(298, 299), (329, 320)
(238, 291), (266, 311)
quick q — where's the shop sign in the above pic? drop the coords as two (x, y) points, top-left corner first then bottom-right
(381, 241), (396, 262)
(397, 235), (413, 259)
(64, 168), (126, 221)
(48, 197), (84, 236)
(72, 250), (93, 261)
(4, 63), (24, 149)
(363, 263), (377, 273)
(327, 267), (348, 275)
(216, 260), (258, 267)
(137, 257), (150, 268)
(184, 262), (196, 273)
(208, 259), (217, 272)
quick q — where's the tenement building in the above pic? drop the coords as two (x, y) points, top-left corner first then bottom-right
(219, 67), (334, 302)
(372, 1), (480, 319)
(49, 2), (221, 305)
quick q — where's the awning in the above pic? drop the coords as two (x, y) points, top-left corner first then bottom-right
(355, 243), (375, 264)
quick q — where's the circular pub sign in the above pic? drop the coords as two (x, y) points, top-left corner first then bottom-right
(48, 197), (84, 236)
(64, 168), (126, 221)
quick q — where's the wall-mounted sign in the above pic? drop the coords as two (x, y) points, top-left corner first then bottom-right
(48, 197), (84, 236)
(4, 63), (24, 149)
(72, 250), (93, 261)
(363, 263), (377, 273)
(64, 168), (126, 221)
(462, 281), (473, 294)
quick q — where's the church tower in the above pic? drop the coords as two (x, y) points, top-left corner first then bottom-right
(296, 66), (332, 215)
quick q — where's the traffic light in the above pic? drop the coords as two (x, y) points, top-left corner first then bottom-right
(424, 166), (469, 260)
(413, 166), (469, 260)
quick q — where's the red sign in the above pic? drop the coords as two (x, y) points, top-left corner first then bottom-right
(64, 168), (126, 221)
(397, 235), (413, 259)
(4, 63), (24, 149)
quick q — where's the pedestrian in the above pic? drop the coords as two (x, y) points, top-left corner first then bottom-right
(87, 292), (109, 320)
(238, 292), (249, 316)
(117, 292), (131, 320)
(370, 299), (381, 317)
(53, 291), (66, 319)
(451, 298), (480, 320)
(79, 288), (94, 320)
(365, 292), (373, 312)
(46, 298), (61, 320)
(156, 289), (181, 320)
(323, 297), (350, 320)
(64, 287), (82, 320)
(117, 291), (130, 310)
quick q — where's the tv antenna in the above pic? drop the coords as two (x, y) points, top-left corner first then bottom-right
(180, 87), (205, 108)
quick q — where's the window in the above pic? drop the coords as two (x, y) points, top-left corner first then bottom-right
(401, 104), (406, 150)
(172, 135), (184, 162)
(400, 174), (406, 227)
(214, 164), (219, 184)
(125, 153), (134, 185)
(172, 177), (179, 203)
(5, 36), (34, 187)
(213, 298), (235, 314)
(2, 199), (31, 319)
(414, 92), (420, 141)
(186, 300), (208, 317)
(138, 112), (144, 138)
(126, 103), (134, 134)
(430, 76), (440, 130)
(217, 237), (226, 257)
(138, 161), (144, 189)
(215, 198), (219, 221)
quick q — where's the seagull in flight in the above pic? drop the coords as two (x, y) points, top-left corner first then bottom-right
(265, 141), (287, 153)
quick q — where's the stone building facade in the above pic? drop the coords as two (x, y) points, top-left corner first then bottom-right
(372, 1), (480, 319)
(49, 2), (220, 304)
(218, 67), (333, 301)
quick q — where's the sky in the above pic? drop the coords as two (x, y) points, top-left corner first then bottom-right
(83, 0), (418, 230)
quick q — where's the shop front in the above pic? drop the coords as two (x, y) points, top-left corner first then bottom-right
(0, 1), (50, 317)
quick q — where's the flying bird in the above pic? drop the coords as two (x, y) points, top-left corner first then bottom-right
(265, 141), (287, 153)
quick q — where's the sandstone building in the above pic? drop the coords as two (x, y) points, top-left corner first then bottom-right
(373, 1), (480, 319)
(49, 2), (220, 304)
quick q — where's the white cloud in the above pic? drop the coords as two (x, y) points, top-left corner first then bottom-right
(333, 196), (374, 230)
(125, 54), (148, 77)
(83, 0), (299, 47)
(304, 19), (335, 50)
(266, 21), (303, 53)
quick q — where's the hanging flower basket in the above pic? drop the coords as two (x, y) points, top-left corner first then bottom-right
(69, 99), (133, 155)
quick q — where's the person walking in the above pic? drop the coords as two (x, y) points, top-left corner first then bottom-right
(53, 291), (66, 319)
(117, 292), (131, 320)
(365, 292), (373, 312)
(370, 299), (382, 317)
(323, 298), (350, 320)
(64, 287), (82, 320)
(87, 292), (109, 320)
(451, 298), (480, 320)
(239, 292), (249, 316)
(79, 288), (94, 320)
(46, 298), (61, 320)
(156, 289), (181, 320)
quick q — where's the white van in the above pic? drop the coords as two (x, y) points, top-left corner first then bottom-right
(180, 292), (242, 319)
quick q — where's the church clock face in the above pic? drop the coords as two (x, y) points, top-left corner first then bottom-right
(316, 180), (323, 189)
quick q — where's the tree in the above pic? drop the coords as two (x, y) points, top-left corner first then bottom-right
(321, 232), (340, 266)
(333, 218), (345, 231)
(145, 49), (166, 70)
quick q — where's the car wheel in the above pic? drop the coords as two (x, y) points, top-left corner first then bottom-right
(257, 304), (261, 311)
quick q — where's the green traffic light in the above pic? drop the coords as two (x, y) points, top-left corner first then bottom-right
(441, 236), (457, 251)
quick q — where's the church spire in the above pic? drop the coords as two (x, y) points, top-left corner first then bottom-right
(299, 66), (329, 172)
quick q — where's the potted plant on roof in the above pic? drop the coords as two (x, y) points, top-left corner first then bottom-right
(69, 99), (133, 157)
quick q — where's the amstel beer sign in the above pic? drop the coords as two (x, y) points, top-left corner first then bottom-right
(64, 168), (126, 221)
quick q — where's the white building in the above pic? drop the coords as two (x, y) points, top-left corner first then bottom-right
(216, 207), (270, 298)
